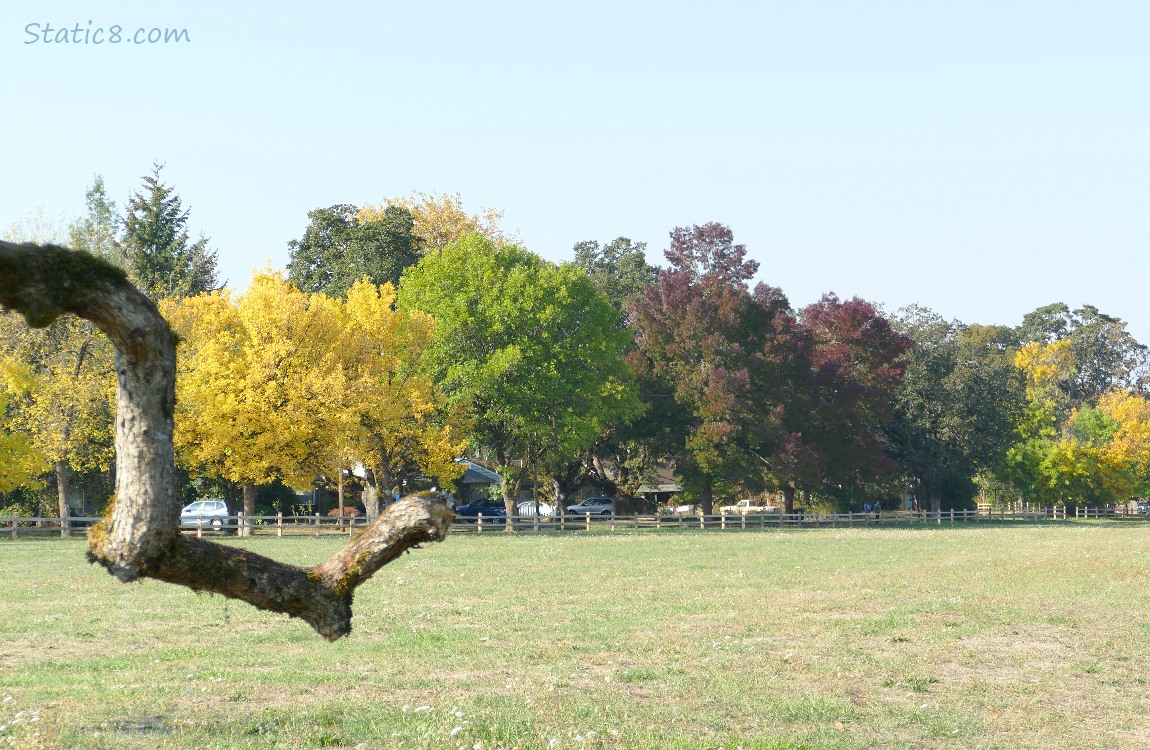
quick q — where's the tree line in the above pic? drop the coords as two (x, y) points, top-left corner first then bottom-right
(2, 168), (1148, 525)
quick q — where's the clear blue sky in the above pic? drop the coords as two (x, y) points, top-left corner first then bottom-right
(3, 1), (1147, 342)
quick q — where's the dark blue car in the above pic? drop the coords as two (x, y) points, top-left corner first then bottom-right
(453, 498), (507, 523)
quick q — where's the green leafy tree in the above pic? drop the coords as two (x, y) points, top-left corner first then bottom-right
(397, 233), (639, 520)
(562, 237), (663, 511)
(120, 162), (219, 299)
(887, 308), (1025, 512)
(1015, 303), (1148, 404)
(571, 238), (656, 315)
(287, 204), (420, 298)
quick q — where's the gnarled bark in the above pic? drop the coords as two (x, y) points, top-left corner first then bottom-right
(0, 241), (452, 641)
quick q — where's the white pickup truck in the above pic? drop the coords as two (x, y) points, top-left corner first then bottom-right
(719, 498), (778, 515)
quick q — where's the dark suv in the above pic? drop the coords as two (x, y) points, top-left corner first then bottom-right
(453, 498), (507, 523)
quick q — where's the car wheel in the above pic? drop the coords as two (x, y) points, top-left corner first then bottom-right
(211, 517), (224, 531)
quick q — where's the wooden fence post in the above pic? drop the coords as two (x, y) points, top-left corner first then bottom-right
(276, 512), (283, 538)
(315, 512), (321, 537)
(585, 513), (591, 531)
(477, 513), (484, 533)
(10, 518), (17, 540)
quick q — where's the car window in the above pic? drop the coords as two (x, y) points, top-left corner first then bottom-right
(185, 502), (203, 512)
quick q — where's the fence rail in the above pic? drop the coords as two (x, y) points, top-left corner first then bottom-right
(2, 504), (1144, 540)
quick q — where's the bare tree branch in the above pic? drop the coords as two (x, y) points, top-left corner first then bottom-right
(0, 240), (452, 641)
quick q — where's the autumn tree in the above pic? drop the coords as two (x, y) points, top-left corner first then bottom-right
(1, 203), (118, 534)
(0, 240), (451, 640)
(0, 360), (49, 494)
(287, 204), (420, 298)
(162, 273), (352, 532)
(359, 191), (512, 254)
(398, 234), (638, 520)
(120, 163), (219, 299)
(340, 279), (467, 516)
(629, 223), (807, 513)
(781, 294), (911, 509)
(1002, 340), (1148, 505)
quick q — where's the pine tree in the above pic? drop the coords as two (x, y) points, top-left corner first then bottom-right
(121, 163), (219, 299)
(68, 175), (123, 267)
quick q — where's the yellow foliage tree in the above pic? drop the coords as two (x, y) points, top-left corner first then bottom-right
(0, 359), (49, 494)
(162, 273), (352, 532)
(341, 279), (466, 515)
(357, 191), (513, 254)
(164, 273), (465, 525)
(1098, 390), (1150, 496)
(2, 207), (117, 530)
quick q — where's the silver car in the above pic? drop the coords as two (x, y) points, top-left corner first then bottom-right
(180, 500), (229, 530)
(565, 497), (615, 517)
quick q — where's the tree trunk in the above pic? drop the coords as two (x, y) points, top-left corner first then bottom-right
(54, 460), (71, 538)
(378, 448), (393, 510)
(337, 470), (345, 531)
(928, 492), (942, 514)
(700, 478), (714, 516)
(362, 473), (380, 518)
(0, 241), (452, 641)
(502, 473), (522, 531)
(242, 483), (257, 537)
(616, 493), (639, 515)
(782, 485), (796, 515)
(551, 478), (566, 516)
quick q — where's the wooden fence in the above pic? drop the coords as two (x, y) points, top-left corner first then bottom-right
(2, 504), (1144, 540)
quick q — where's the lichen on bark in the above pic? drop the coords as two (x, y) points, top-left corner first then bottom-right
(0, 240), (452, 641)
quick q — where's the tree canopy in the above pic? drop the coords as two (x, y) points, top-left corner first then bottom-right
(287, 204), (420, 298)
(398, 233), (639, 516)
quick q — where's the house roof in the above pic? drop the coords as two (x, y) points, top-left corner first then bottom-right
(456, 459), (500, 485)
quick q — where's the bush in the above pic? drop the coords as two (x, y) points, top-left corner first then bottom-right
(328, 506), (363, 517)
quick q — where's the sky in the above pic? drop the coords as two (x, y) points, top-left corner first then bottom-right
(2, 1), (1147, 342)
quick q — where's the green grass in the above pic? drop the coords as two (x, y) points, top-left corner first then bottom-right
(3, 524), (1150, 748)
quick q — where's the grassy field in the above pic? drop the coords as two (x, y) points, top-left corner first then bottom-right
(2, 523), (1150, 749)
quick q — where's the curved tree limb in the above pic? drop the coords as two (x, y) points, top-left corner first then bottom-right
(0, 241), (453, 641)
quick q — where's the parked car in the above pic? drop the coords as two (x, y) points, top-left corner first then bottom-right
(180, 500), (229, 530)
(565, 497), (615, 517)
(720, 498), (778, 515)
(662, 502), (700, 515)
(453, 498), (507, 523)
(516, 500), (556, 517)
